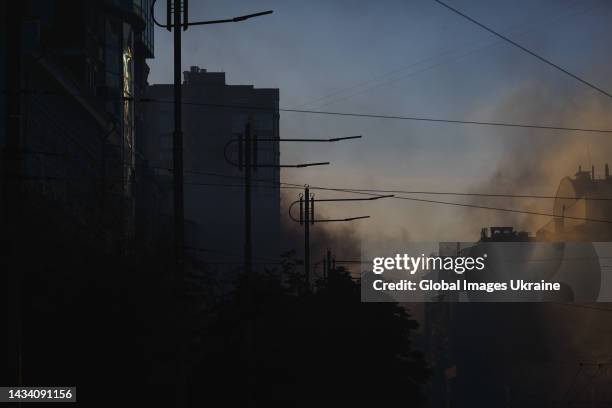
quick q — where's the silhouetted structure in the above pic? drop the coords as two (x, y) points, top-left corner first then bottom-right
(538, 164), (612, 240)
(0, 1), (166, 403)
(1, 0), (157, 250)
(1, 5), (431, 407)
(480, 226), (531, 242)
(144, 66), (281, 282)
(425, 163), (612, 407)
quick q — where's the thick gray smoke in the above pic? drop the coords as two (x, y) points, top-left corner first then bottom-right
(455, 84), (612, 402)
(460, 83), (612, 237)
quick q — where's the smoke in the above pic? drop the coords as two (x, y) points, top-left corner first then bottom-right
(459, 83), (612, 238)
(454, 84), (612, 400)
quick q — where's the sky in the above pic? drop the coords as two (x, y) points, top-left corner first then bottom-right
(148, 0), (612, 252)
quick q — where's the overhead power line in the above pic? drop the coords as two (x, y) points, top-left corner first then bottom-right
(146, 98), (612, 134)
(277, 181), (612, 201)
(279, 182), (612, 223)
(149, 175), (612, 224)
(344, 189), (612, 201)
(432, 0), (612, 100)
(7, 90), (612, 133)
(10, 151), (612, 222)
(186, 182), (612, 224)
(10, 148), (612, 222)
(82, 162), (612, 202)
(176, 180), (612, 203)
(9, 173), (612, 223)
(193, 180), (612, 202)
(388, 194), (612, 224)
(276, 106), (612, 133)
(152, 166), (612, 201)
(298, 183), (612, 223)
(297, 0), (599, 109)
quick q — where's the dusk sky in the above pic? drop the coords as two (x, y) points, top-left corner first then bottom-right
(148, 0), (612, 250)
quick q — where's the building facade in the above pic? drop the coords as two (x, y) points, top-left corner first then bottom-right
(1, 1), (159, 394)
(144, 66), (281, 282)
(1, 0), (156, 251)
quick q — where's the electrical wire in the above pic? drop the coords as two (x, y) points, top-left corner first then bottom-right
(389, 194), (612, 224)
(151, 166), (612, 201)
(21, 146), (612, 220)
(281, 182), (612, 201)
(148, 97), (612, 134)
(8, 89), (612, 134)
(296, 0), (596, 109)
(432, 0), (612, 100)
(8, 166), (612, 223)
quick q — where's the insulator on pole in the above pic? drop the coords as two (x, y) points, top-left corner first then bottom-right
(183, 0), (188, 30)
(310, 195), (315, 225)
(166, 0), (172, 31)
(304, 186), (310, 225)
(299, 197), (304, 226)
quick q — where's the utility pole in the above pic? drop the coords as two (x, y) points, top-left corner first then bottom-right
(227, 134), (361, 278)
(290, 189), (392, 290)
(243, 118), (253, 277)
(243, 119), (254, 406)
(171, 0), (185, 284)
(152, 0), (274, 274)
(300, 186), (314, 287)
(169, 3), (186, 405)
(151, 4), (273, 406)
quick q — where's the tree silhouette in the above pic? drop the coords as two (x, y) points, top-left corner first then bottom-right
(189, 264), (429, 407)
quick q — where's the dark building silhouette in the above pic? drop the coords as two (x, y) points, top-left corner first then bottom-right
(1, 0), (160, 397)
(424, 166), (612, 407)
(144, 66), (281, 283)
(538, 164), (612, 241)
(1, 0), (157, 250)
(1, 4), (431, 407)
(480, 226), (531, 242)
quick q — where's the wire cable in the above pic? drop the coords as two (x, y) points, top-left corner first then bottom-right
(11, 172), (612, 223)
(302, 0), (599, 109)
(386, 194), (612, 224)
(432, 0), (612, 99)
(157, 98), (612, 134)
(8, 89), (612, 133)
(8, 165), (612, 223)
